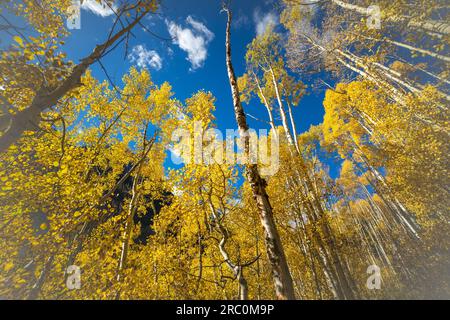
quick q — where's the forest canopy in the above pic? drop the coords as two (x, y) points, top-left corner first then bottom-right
(0, 0), (448, 300)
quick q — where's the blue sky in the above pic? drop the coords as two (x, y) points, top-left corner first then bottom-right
(2, 0), (341, 177)
(63, 0), (326, 131)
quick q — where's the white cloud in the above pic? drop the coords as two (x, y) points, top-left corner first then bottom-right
(81, 0), (117, 17)
(186, 16), (214, 42)
(167, 16), (214, 70)
(253, 9), (278, 36)
(128, 45), (163, 70)
(233, 12), (250, 29)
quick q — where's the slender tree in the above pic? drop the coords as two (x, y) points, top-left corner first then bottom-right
(222, 5), (296, 300)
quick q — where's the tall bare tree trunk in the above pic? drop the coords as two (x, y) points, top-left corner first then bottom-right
(115, 171), (140, 300)
(223, 6), (296, 300)
(116, 174), (140, 283)
(253, 72), (278, 140)
(269, 66), (298, 153)
(365, 36), (450, 63)
(286, 98), (299, 152)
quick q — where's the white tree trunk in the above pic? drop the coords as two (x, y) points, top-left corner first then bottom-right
(224, 7), (296, 300)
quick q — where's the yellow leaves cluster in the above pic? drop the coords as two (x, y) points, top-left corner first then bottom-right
(0, 65), (185, 298)
(323, 80), (449, 223)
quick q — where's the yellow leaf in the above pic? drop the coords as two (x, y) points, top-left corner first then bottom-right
(13, 36), (23, 46)
(4, 262), (14, 272)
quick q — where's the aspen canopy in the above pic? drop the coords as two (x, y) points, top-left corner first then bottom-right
(0, 0), (448, 300)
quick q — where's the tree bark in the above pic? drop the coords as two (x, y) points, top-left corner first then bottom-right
(253, 72), (278, 139)
(223, 7), (296, 300)
(269, 66), (298, 153)
(286, 98), (300, 153)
